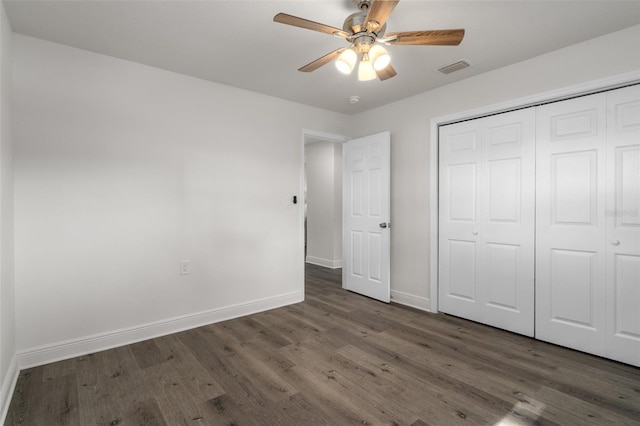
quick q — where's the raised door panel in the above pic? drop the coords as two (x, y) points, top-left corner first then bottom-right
(487, 158), (521, 223)
(350, 231), (363, 278)
(549, 249), (597, 329)
(368, 231), (382, 283)
(369, 167), (382, 218)
(613, 255), (640, 339)
(606, 85), (640, 366)
(347, 163), (365, 280)
(447, 240), (478, 302)
(549, 109), (599, 141)
(485, 243), (520, 311)
(614, 147), (640, 228)
(536, 93), (607, 357)
(350, 170), (364, 217)
(448, 163), (477, 222)
(551, 152), (597, 225)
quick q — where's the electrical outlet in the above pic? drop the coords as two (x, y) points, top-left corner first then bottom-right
(180, 260), (190, 275)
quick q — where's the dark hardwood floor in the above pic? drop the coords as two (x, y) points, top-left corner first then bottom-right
(6, 264), (640, 425)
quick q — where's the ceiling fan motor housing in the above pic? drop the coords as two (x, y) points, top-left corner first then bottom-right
(343, 11), (387, 40)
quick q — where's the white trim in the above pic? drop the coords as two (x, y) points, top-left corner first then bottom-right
(429, 118), (440, 313)
(429, 71), (640, 314)
(435, 70), (640, 126)
(0, 354), (19, 425)
(17, 290), (302, 370)
(301, 129), (349, 146)
(391, 290), (431, 312)
(305, 256), (343, 269)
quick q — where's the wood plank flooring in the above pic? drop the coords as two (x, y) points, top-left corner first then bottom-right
(6, 263), (640, 425)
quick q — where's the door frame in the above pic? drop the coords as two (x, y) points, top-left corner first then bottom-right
(428, 70), (640, 313)
(299, 129), (349, 298)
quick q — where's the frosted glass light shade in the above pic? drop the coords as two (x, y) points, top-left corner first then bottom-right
(369, 45), (391, 71)
(358, 59), (377, 81)
(335, 49), (357, 74)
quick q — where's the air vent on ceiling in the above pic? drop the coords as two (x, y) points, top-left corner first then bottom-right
(437, 60), (471, 75)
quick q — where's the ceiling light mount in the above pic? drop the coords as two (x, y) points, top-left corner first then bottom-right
(353, 0), (371, 11)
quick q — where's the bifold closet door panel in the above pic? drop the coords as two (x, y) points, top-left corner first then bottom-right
(439, 109), (535, 336)
(479, 109), (535, 336)
(605, 85), (640, 367)
(535, 93), (608, 358)
(439, 118), (483, 321)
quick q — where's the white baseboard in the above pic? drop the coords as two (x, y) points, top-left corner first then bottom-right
(0, 353), (19, 425)
(306, 256), (343, 269)
(17, 290), (303, 370)
(390, 290), (431, 312)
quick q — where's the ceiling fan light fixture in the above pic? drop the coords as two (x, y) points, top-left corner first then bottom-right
(369, 45), (390, 71)
(335, 48), (357, 74)
(357, 56), (377, 81)
(274, 2), (466, 82)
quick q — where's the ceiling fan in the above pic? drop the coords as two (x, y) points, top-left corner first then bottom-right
(273, 0), (465, 81)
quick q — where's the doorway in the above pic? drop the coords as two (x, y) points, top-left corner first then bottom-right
(300, 130), (348, 295)
(300, 130), (392, 304)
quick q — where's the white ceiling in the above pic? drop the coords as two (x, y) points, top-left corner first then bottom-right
(4, 0), (640, 115)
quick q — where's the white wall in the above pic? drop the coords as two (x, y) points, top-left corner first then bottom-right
(0, 0), (16, 418)
(332, 143), (343, 263)
(305, 141), (342, 268)
(12, 34), (350, 363)
(9, 20), (640, 370)
(351, 24), (640, 310)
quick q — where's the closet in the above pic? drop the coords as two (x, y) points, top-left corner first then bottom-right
(438, 84), (640, 366)
(438, 108), (536, 337)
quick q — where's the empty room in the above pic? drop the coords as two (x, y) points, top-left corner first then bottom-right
(1, 0), (639, 424)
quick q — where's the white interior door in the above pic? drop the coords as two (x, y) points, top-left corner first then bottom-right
(439, 109), (535, 336)
(343, 131), (391, 302)
(535, 93), (608, 357)
(605, 85), (640, 366)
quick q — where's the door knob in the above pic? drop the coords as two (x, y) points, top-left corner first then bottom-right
(379, 222), (389, 229)
(612, 240), (620, 246)
(472, 230), (478, 235)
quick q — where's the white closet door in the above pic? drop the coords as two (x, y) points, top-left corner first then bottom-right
(480, 109), (536, 336)
(439, 109), (535, 336)
(439, 118), (483, 321)
(605, 85), (640, 366)
(535, 93), (608, 357)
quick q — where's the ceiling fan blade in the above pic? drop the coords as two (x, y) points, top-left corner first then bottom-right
(385, 29), (465, 46)
(376, 64), (397, 81)
(274, 13), (350, 39)
(299, 48), (346, 72)
(364, 0), (400, 33)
